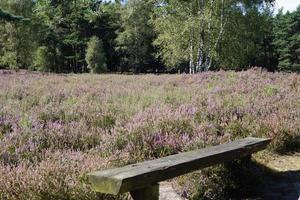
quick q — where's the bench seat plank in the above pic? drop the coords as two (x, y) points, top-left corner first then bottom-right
(88, 137), (271, 195)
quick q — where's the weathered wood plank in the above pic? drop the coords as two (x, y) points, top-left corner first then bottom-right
(88, 137), (271, 195)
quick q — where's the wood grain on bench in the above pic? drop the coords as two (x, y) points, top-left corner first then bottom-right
(88, 137), (271, 195)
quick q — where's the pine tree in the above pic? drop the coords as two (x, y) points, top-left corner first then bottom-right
(273, 10), (293, 71)
(289, 7), (300, 71)
(0, 0), (34, 70)
(273, 7), (300, 72)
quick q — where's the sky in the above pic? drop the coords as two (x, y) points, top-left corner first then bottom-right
(275, 0), (300, 12)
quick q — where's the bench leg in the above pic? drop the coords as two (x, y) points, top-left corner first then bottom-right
(130, 183), (159, 200)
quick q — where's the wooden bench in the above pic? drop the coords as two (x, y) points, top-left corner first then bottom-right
(87, 137), (271, 200)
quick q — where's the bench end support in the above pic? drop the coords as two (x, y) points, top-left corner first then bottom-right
(130, 184), (159, 200)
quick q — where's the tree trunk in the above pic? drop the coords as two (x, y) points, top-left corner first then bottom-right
(209, 0), (227, 70)
(204, 51), (210, 71)
(196, 0), (205, 73)
(196, 46), (203, 72)
(189, 37), (194, 74)
(208, 56), (213, 70)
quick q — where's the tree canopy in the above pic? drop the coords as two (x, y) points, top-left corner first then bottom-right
(0, 0), (299, 73)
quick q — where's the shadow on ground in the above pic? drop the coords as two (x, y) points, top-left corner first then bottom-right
(159, 154), (300, 200)
(248, 161), (300, 200)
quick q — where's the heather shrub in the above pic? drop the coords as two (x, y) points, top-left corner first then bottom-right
(269, 128), (300, 153)
(0, 122), (12, 139)
(158, 119), (193, 135)
(264, 85), (279, 96)
(0, 52), (18, 70)
(118, 116), (196, 161)
(93, 115), (116, 130)
(0, 70), (299, 199)
(38, 111), (61, 123)
(0, 151), (125, 200)
(226, 120), (250, 139)
(179, 160), (259, 200)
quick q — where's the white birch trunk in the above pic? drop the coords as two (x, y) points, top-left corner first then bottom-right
(209, 0), (226, 70)
(196, 0), (205, 73)
(196, 46), (203, 72)
(189, 37), (194, 74)
(204, 3), (213, 72)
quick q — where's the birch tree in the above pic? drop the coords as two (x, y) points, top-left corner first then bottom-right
(153, 0), (227, 73)
(153, 0), (275, 73)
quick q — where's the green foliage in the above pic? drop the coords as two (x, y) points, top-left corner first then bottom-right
(89, 2), (122, 72)
(264, 85), (279, 96)
(116, 0), (156, 73)
(0, 122), (12, 140)
(153, 0), (277, 72)
(20, 115), (32, 130)
(0, 8), (25, 22)
(0, 0), (298, 72)
(158, 119), (193, 135)
(33, 46), (55, 72)
(92, 115), (115, 129)
(219, 4), (276, 71)
(0, 0), (35, 70)
(153, 0), (192, 69)
(180, 159), (259, 200)
(85, 36), (107, 74)
(227, 121), (250, 139)
(273, 7), (300, 72)
(0, 51), (18, 70)
(38, 111), (60, 123)
(270, 128), (300, 154)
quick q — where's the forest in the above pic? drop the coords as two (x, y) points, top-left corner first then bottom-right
(0, 0), (299, 74)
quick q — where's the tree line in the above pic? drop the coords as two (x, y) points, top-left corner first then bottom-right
(0, 0), (299, 74)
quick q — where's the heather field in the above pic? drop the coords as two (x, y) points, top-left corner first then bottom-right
(0, 69), (299, 200)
